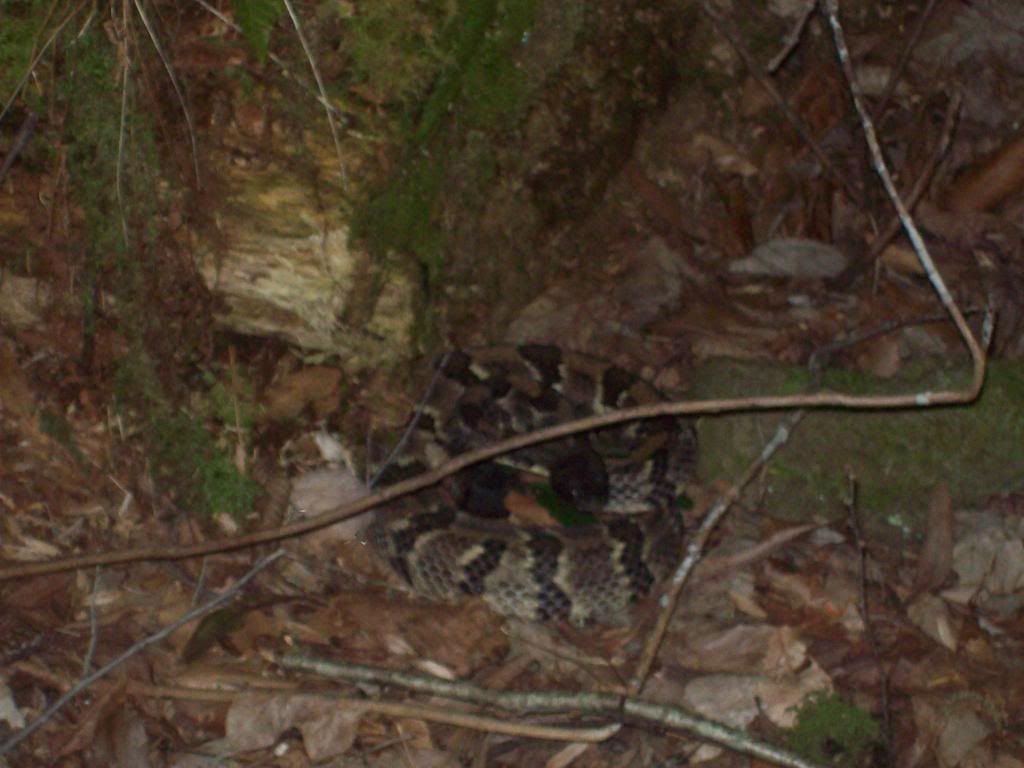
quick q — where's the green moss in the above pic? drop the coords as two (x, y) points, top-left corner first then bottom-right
(416, 0), (538, 139)
(351, 0), (542, 301)
(354, 153), (446, 279)
(0, 0), (50, 109)
(61, 28), (258, 523)
(694, 358), (1024, 533)
(344, 0), (452, 109)
(113, 350), (260, 521)
(786, 693), (881, 767)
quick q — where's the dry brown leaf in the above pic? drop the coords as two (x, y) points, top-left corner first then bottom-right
(395, 718), (435, 750)
(912, 482), (954, 596)
(0, 339), (35, 418)
(545, 741), (592, 768)
(854, 334), (903, 378)
(226, 693), (365, 760)
(677, 624), (809, 677)
(879, 243), (925, 275)
(102, 706), (152, 768)
(906, 593), (959, 652)
(55, 680), (128, 758)
(678, 662), (833, 730)
(262, 366), (342, 421)
(911, 695), (993, 768)
(687, 133), (758, 177)
(292, 592), (508, 677)
(946, 130), (1024, 213)
(0, 678), (24, 731)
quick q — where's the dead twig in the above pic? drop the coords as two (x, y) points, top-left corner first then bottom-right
(833, 91), (961, 287)
(131, 683), (620, 743)
(695, 523), (819, 580)
(0, 110), (37, 184)
(629, 411), (805, 695)
(767, 0), (817, 73)
(115, 2), (132, 249)
(81, 565), (100, 676)
(0, 3), (988, 600)
(808, 304), (982, 373)
(845, 471), (894, 765)
(189, 0), (349, 123)
(699, 0), (864, 207)
(871, 0), (942, 121)
(0, 550), (284, 757)
(0, 1), (87, 126)
(824, 0), (987, 384)
(281, 0), (348, 189)
(282, 655), (829, 768)
(0, 374), (987, 582)
(369, 351), (452, 488)
(129, 0), (201, 187)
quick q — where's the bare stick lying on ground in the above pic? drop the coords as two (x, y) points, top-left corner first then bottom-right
(281, 654), (830, 768)
(0, 550), (285, 758)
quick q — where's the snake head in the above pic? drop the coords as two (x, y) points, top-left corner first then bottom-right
(549, 449), (609, 511)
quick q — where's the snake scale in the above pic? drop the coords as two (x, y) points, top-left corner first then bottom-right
(365, 345), (697, 625)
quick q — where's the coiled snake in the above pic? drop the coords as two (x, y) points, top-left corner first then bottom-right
(365, 345), (697, 625)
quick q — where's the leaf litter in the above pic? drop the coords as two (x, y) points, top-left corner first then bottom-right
(3, 0), (1024, 765)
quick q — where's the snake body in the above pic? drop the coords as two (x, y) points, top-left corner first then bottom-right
(365, 345), (697, 625)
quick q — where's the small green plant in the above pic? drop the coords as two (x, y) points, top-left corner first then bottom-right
(232, 0), (284, 64)
(200, 368), (258, 432)
(786, 692), (881, 767)
(146, 410), (260, 522)
(0, 0), (50, 107)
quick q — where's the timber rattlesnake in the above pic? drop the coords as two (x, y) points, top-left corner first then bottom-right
(365, 345), (697, 625)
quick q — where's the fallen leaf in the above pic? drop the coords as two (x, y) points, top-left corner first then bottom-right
(226, 693), (365, 760)
(906, 593), (959, 652)
(912, 482), (954, 596)
(262, 367), (342, 422)
(946, 130), (1024, 213)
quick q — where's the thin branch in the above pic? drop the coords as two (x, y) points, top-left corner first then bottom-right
(833, 91), (961, 287)
(281, 655), (829, 768)
(822, 0), (986, 396)
(130, 683), (620, 743)
(0, 111), (38, 184)
(369, 351), (452, 488)
(81, 565), (101, 675)
(845, 471), (894, 763)
(189, 0), (349, 122)
(128, 0), (201, 187)
(0, 1), (88, 127)
(0, 4), (989, 590)
(116, 0), (132, 250)
(0, 550), (284, 757)
(629, 411), (805, 695)
(699, 0), (864, 207)
(0, 374), (989, 582)
(280, 0), (348, 189)
(808, 304), (981, 373)
(767, 0), (817, 73)
(871, 0), (941, 120)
